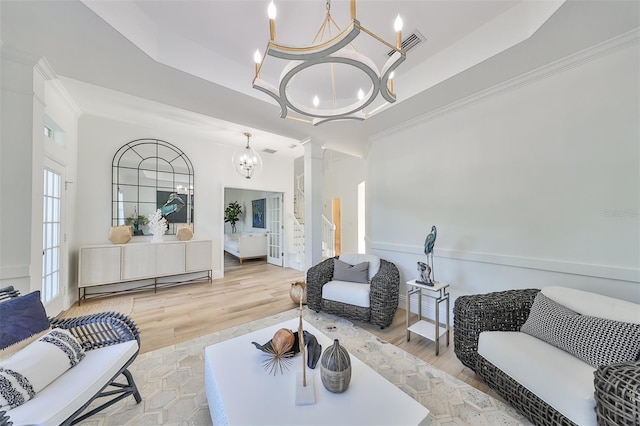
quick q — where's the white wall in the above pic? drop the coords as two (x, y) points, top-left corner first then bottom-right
(0, 49), (40, 295)
(0, 51), (80, 315)
(74, 115), (295, 282)
(367, 40), (640, 316)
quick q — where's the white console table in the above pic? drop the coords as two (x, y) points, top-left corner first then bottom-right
(406, 279), (450, 356)
(78, 240), (212, 303)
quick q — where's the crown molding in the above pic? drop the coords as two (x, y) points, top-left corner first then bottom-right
(34, 57), (57, 81)
(371, 28), (640, 143)
(46, 78), (83, 118)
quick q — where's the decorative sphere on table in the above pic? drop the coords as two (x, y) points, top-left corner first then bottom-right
(320, 339), (351, 393)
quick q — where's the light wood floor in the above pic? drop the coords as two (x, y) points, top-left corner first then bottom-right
(62, 253), (496, 397)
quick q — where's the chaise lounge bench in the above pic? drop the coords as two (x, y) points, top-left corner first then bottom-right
(454, 287), (640, 426)
(0, 287), (141, 425)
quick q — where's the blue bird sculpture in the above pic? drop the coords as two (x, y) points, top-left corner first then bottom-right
(421, 226), (437, 283)
(424, 226), (437, 255)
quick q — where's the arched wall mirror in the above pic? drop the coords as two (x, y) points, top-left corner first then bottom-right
(112, 139), (194, 235)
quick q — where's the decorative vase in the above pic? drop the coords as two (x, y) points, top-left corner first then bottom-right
(176, 224), (193, 241)
(289, 281), (307, 304)
(320, 339), (351, 393)
(109, 225), (132, 244)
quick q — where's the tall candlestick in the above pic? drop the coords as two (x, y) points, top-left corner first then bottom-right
(394, 15), (403, 50)
(268, 1), (277, 40)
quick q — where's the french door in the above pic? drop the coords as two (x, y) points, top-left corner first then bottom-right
(42, 159), (65, 314)
(266, 194), (283, 266)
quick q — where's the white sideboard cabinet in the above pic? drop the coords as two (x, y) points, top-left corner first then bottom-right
(78, 240), (212, 302)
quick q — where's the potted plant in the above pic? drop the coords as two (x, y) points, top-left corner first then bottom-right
(125, 210), (149, 235)
(224, 201), (243, 233)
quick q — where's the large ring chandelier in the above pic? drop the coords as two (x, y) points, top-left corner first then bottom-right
(252, 0), (406, 126)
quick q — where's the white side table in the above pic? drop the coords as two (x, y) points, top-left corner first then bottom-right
(406, 279), (450, 356)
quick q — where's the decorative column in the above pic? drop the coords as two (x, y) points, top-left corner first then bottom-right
(301, 138), (323, 270)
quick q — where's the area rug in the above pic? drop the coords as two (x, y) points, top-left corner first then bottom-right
(77, 308), (532, 426)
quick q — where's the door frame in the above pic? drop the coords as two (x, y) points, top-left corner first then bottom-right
(266, 193), (284, 266)
(42, 156), (66, 315)
(222, 186), (287, 274)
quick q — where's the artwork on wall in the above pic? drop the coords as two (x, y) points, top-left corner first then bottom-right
(252, 198), (266, 228)
(157, 191), (191, 223)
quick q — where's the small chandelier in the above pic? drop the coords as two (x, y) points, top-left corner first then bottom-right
(253, 0), (406, 126)
(232, 133), (263, 179)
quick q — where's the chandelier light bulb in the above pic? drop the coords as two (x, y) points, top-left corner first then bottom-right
(254, 49), (262, 77)
(313, 95), (320, 107)
(394, 15), (403, 49)
(394, 15), (403, 32)
(357, 89), (364, 100)
(268, 1), (277, 19)
(268, 1), (277, 40)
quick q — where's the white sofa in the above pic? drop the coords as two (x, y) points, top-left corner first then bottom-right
(5, 339), (139, 425)
(224, 233), (267, 264)
(0, 287), (141, 426)
(454, 286), (640, 426)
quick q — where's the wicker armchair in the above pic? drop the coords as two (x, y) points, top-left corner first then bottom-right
(0, 287), (141, 425)
(306, 256), (400, 329)
(453, 288), (640, 426)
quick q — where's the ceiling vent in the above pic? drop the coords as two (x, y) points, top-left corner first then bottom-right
(387, 30), (425, 56)
(288, 144), (298, 149)
(262, 148), (277, 154)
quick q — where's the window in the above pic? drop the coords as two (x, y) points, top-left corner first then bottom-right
(44, 124), (54, 139)
(42, 168), (61, 303)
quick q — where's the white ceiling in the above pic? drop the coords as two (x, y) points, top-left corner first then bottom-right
(1, 0), (639, 157)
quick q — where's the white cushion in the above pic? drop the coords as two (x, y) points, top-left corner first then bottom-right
(339, 254), (380, 281)
(542, 287), (640, 324)
(478, 331), (596, 426)
(0, 329), (85, 409)
(322, 280), (371, 308)
(5, 340), (138, 426)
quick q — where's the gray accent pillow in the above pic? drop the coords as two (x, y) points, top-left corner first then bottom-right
(333, 259), (369, 284)
(521, 292), (640, 368)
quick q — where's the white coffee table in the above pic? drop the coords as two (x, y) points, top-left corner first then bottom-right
(204, 318), (430, 425)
